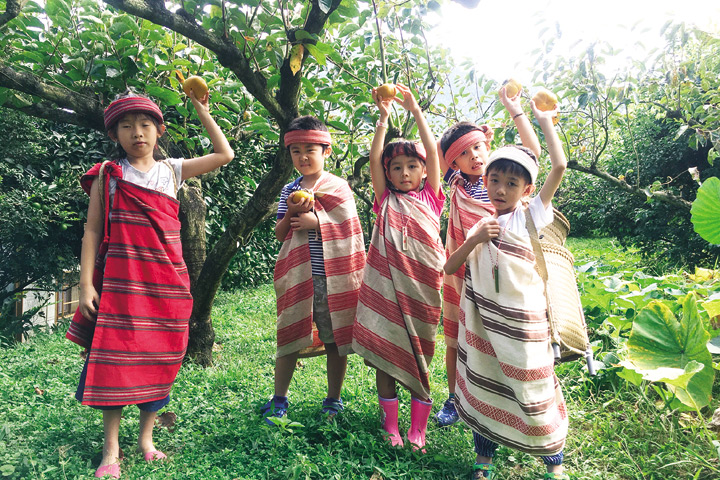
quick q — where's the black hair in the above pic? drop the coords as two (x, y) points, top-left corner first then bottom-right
(440, 121), (480, 155)
(285, 115), (330, 150)
(485, 146), (538, 185)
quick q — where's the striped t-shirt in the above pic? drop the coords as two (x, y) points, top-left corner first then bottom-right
(277, 178), (325, 276)
(444, 169), (489, 202)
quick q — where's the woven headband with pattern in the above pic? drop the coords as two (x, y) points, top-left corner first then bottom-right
(103, 97), (164, 130)
(486, 146), (539, 184)
(444, 129), (490, 166)
(284, 130), (332, 147)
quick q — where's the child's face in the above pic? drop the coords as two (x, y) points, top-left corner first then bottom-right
(387, 155), (427, 193)
(289, 142), (329, 180)
(109, 113), (164, 159)
(483, 167), (535, 216)
(451, 141), (488, 178)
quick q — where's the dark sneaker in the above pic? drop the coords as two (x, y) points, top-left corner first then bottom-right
(261, 395), (289, 426)
(434, 396), (459, 427)
(321, 397), (344, 418)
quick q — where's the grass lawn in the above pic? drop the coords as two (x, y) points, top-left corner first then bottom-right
(1, 237), (719, 479)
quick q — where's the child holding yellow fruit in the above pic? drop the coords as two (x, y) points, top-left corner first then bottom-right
(433, 79), (541, 427)
(264, 116), (366, 425)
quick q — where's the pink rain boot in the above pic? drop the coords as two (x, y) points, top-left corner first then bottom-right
(379, 396), (404, 447)
(407, 397), (432, 452)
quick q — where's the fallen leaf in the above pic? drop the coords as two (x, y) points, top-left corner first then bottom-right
(34, 386), (44, 395)
(156, 411), (177, 431)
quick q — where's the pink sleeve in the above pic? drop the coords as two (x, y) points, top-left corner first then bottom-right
(373, 189), (391, 215)
(420, 183), (446, 217)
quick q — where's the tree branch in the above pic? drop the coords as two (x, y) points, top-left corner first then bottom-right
(0, 65), (104, 130)
(0, 0), (27, 29)
(103, 0), (286, 122)
(567, 160), (692, 211)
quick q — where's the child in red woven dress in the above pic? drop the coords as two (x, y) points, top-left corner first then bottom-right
(263, 116), (365, 426)
(68, 91), (233, 479)
(434, 85), (541, 426)
(352, 84), (445, 452)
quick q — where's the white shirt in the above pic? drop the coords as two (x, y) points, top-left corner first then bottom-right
(108, 158), (184, 201)
(496, 196), (553, 237)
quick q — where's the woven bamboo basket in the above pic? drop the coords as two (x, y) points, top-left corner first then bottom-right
(541, 242), (591, 361)
(539, 209), (571, 246)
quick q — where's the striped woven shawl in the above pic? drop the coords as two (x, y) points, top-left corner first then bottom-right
(66, 161), (192, 406)
(456, 222), (568, 455)
(443, 176), (494, 348)
(352, 191), (445, 399)
(273, 172), (365, 358)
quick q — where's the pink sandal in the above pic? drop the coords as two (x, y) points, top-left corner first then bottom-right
(143, 450), (167, 462)
(94, 463), (121, 479)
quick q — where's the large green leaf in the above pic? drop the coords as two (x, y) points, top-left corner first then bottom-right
(691, 177), (720, 245)
(625, 293), (714, 409)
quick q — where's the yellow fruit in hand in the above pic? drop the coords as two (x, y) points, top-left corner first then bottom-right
(376, 83), (397, 100)
(291, 190), (314, 204)
(532, 88), (558, 111)
(183, 75), (208, 99)
(502, 78), (522, 98)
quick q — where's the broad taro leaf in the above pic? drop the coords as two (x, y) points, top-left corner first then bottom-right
(691, 177), (720, 245)
(625, 293), (713, 409)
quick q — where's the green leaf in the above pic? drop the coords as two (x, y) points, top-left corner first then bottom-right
(318, 0), (333, 13)
(691, 177), (720, 245)
(625, 293), (714, 409)
(304, 44), (326, 66)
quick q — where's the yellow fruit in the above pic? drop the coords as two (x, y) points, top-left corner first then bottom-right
(532, 88), (558, 111)
(291, 190), (314, 204)
(502, 78), (522, 98)
(242, 111), (251, 121)
(183, 75), (208, 98)
(376, 83), (397, 100)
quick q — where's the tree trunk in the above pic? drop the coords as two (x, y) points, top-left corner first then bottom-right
(177, 177), (215, 365)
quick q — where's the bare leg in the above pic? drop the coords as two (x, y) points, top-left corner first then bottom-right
(475, 455), (492, 464)
(547, 464), (564, 475)
(446, 345), (457, 394)
(100, 409), (123, 468)
(274, 351), (300, 397)
(409, 388), (430, 404)
(137, 410), (158, 455)
(325, 343), (347, 399)
(375, 369), (397, 399)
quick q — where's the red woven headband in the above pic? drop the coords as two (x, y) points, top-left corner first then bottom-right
(445, 129), (489, 165)
(284, 130), (332, 147)
(103, 96), (164, 130)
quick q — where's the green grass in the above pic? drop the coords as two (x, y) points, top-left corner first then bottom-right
(1, 238), (719, 479)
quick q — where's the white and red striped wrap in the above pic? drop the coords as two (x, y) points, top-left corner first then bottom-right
(456, 224), (568, 456)
(442, 175), (495, 347)
(352, 191), (445, 399)
(273, 172), (365, 358)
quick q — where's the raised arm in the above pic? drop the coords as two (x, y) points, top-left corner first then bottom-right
(499, 86), (541, 158)
(532, 101), (567, 209)
(181, 91), (235, 180)
(394, 83), (440, 195)
(369, 88), (392, 205)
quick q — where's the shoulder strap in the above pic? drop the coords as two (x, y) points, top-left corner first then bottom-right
(524, 207), (548, 283)
(162, 159), (179, 193)
(97, 160), (112, 243)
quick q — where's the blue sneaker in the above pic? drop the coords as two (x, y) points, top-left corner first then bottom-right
(321, 397), (344, 418)
(434, 395), (459, 427)
(261, 395), (289, 426)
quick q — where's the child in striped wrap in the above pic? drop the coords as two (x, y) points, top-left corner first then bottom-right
(434, 85), (541, 427)
(69, 91), (234, 479)
(264, 116), (365, 426)
(352, 84), (445, 452)
(444, 99), (570, 480)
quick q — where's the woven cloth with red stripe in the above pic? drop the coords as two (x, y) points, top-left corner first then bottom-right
(66, 161), (192, 407)
(352, 191), (445, 399)
(273, 172), (365, 358)
(442, 175), (495, 347)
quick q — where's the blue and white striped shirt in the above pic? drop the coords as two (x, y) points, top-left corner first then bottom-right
(277, 178), (325, 276)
